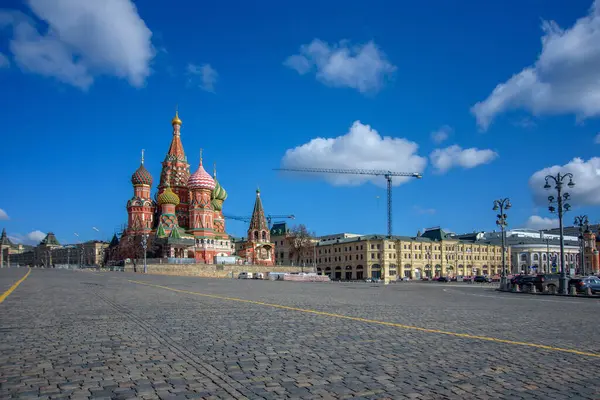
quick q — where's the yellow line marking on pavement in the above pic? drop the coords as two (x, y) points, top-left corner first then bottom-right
(0, 269), (31, 304)
(128, 279), (600, 359)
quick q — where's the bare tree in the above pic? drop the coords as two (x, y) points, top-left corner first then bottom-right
(288, 224), (315, 266)
(117, 233), (159, 272)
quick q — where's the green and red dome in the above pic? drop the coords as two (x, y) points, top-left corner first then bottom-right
(131, 163), (153, 186)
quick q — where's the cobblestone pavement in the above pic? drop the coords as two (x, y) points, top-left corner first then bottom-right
(1, 269), (599, 399)
(0, 267), (28, 295)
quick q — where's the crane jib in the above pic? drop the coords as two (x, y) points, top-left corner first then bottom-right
(274, 167), (422, 237)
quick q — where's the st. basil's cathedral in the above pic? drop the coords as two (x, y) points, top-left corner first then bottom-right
(123, 111), (274, 265)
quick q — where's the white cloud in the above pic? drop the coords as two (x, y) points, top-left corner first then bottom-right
(471, 1), (600, 130)
(187, 63), (217, 92)
(0, 208), (8, 220)
(529, 157), (600, 206)
(284, 39), (396, 94)
(0, 53), (9, 68)
(512, 117), (537, 129)
(524, 215), (559, 230)
(429, 145), (498, 173)
(0, 0), (154, 90)
(594, 133), (600, 144)
(9, 230), (46, 245)
(280, 121), (427, 187)
(430, 125), (453, 144)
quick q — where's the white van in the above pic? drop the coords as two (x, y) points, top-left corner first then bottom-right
(238, 272), (252, 279)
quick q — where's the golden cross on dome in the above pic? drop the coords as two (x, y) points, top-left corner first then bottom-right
(213, 162), (217, 178)
(199, 148), (203, 164)
(141, 149), (145, 165)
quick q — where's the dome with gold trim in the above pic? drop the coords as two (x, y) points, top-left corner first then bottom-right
(131, 163), (153, 186)
(157, 185), (180, 206)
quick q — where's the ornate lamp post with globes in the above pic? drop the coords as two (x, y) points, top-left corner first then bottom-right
(493, 198), (511, 290)
(544, 172), (574, 294)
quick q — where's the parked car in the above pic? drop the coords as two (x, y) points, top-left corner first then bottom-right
(569, 276), (600, 293)
(523, 274), (561, 293)
(473, 275), (491, 283)
(437, 276), (450, 282)
(510, 274), (529, 286)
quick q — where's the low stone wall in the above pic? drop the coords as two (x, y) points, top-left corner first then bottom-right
(124, 263), (307, 278)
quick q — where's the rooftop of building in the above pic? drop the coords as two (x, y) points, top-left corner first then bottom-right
(543, 223), (600, 237)
(479, 235), (579, 247)
(316, 228), (500, 247)
(270, 222), (290, 237)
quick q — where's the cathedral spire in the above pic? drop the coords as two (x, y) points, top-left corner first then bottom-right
(160, 108), (190, 228)
(249, 188), (268, 233)
(165, 111), (186, 162)
(0, 228), (13, 246)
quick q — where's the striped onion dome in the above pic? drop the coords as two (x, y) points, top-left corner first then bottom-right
(157, 185), (180, 206)
(131, 163), (153, 186)
(188, 159), (215, 191)
(212, 179), (227, 201)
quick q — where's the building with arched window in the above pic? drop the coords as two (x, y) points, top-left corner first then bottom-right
(481, 229), (580, 274)
(313, 228), (504, 280)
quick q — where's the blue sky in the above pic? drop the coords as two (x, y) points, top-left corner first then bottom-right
(1, 0), (600, 244)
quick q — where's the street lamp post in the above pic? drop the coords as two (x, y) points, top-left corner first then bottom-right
(313, 240), (317, 274)
(493, 198), (511, 290)
(545, 237), (550, 274)
(574, 215), (588, 276)
(544, 172), (575, 294)
(141, 233), (149, 274)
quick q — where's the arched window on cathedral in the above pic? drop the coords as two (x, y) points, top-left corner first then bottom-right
(254, 231), (258, 240)
(262, 231), (267, 241)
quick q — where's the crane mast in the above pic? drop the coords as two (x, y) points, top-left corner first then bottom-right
(274, 167), (422, 237)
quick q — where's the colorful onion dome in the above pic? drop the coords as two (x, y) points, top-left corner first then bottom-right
(171, 110), (182, 126)
(188, 157), (215, 191)
(131, 163), (153, 186)
(158, 185), (180, 206)
(212, 179), (228, 202)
